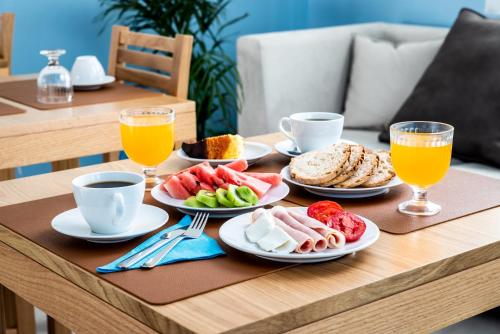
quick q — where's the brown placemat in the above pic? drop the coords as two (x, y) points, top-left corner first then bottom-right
(0, 79), (161, 110)
(283, 168), (500, 234)
(0, 192), (293, 305)
(0, 101), (25, 116)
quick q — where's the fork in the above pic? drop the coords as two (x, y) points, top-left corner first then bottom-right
(142, 212), (210, 269)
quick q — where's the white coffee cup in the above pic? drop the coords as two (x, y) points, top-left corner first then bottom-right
(72, 171), (145, 235)
(70, 55), (106, 85)
(279, 112), (344, 152)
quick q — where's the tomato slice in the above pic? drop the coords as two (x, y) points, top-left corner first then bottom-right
(307, 201), (343, 224)
(327, 211), (366, 242)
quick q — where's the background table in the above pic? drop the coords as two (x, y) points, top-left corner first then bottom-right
(0, 133), (499, 333)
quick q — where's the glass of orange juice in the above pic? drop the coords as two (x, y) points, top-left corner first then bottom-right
(120, 107), (175, 190)
(390, 121), (454, 216)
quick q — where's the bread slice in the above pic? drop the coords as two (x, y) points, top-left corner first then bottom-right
(290, 143), (350, 185)
(361, 150), (396, 188)
(321, 145), (365, 187)
(335, 152), (379, 188)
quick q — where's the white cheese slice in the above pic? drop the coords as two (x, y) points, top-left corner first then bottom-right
(275, 238), (298, 254)
(257, 226), (293, 252)
(245, 211), (275, 242)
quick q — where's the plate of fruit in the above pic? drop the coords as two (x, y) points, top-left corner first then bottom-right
(151, 159), (290, 218)
(177, 134), (272, 166)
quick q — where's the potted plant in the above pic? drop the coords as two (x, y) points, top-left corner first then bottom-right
(97, 0), (248, 138)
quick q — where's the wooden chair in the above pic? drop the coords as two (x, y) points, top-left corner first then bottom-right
(0, 12), (14, 76)
(104, 25), (193, 161)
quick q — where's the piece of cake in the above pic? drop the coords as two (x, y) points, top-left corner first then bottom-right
(182, 134), (244, 159)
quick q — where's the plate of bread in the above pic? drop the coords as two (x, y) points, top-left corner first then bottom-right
(280, 143), (402, 198)
(178, 134), (272, 166)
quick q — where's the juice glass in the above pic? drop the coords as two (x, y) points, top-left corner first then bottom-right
(390, 121), (454, 216)
(120, 107), (175, 189)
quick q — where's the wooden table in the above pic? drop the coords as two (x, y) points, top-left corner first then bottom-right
(0, 132), (499, 333)
(0, 74), (196, 170)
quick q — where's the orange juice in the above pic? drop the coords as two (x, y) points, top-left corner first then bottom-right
(120, 116), (174, 167)
(391, 138), (452, 188)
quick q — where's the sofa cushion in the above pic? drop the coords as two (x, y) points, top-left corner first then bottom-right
(380, 9), (500, 167)
(344, 35), (442, 130)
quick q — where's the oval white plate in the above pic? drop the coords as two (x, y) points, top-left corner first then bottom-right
(73, 75), (115, 91)
(280, 166), (403, 199)
(219, 207), (379, 263)
(51, 204), (168, 243)
(151, 182), (290, 218)
(177, 141), (272, 166)
(275, 139), (358, 158)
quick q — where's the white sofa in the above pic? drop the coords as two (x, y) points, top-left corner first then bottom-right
(237, 22), (500, 179)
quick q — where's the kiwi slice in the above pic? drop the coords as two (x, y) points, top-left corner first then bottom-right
(216, 188), (235, 208)
(236, 186), (258, 205)
(196, 190), (219, 208)
(227, 184), (251, 207)
(184, 196), (208, 208)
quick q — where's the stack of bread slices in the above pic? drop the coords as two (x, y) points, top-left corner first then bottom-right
(289, 143), (395, 188)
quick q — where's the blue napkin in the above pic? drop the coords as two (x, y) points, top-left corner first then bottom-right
(97, 215), (225, 273)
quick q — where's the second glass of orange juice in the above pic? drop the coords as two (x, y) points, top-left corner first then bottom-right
(120, 107), (175, 189)
(390, 121), (454, 216)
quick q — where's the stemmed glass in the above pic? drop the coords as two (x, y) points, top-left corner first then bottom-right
(390, 121), (454, 216)
(120, 107), (175, 190)
(37, 50), (73, 104)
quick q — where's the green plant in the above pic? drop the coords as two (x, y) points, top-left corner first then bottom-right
(97, 0), (248, 138)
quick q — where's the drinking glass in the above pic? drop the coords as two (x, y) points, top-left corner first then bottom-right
(390, 121), (454, 216)
(37, 50), (73, 104)
(120, 107), (175, 190)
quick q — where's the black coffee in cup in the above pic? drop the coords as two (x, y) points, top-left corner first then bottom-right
(85, 181), (135, 188)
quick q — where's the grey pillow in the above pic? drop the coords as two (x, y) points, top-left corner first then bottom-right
(343, 35), (443, 130)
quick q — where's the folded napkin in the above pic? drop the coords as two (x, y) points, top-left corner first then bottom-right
(97, 215), (225, 273)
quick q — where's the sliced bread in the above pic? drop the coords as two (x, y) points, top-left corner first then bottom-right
(361, 150), (396, 187)
(321, 144), (365, 187)
(335, 152), (379, 188)
(290, 143), (350, 185)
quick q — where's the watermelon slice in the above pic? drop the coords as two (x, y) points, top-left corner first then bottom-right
(244, 172), (282, 187)
(225, 159), (248, 172)
(216, 165), (271, 198)
(200, 182), (215, 192)
(177, 171), (201, 195)
(163, 175), (191, 200)
(196, 163), (225, 187)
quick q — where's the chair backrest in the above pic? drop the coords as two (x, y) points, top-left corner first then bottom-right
(108, 25), (193, 99)
(0, 12), (14, 75)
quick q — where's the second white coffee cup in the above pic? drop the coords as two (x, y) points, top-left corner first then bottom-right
(72, 171), (145, 234)
(70, 55), (106, 85)
(279, 112), (344, 152)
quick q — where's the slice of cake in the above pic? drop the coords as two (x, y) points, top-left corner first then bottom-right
(182, 134), (244, 159)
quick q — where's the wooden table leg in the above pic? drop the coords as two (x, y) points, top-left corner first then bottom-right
(103, 152), (121, 162)
(47, 316), (71, 334)
(51, 159), (79, 172)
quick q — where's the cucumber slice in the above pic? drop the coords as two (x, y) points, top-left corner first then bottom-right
(184, 196), (208, 208)
(227, 184), (251, 207)
(196, 190), (219, 208)
(215, 188), (235, 208)
(236, 186), (258, 205)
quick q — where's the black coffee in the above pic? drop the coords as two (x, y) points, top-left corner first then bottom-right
(306, 118), (332, 121)
(85, 181), (135, 188)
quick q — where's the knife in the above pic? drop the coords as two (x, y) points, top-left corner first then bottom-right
(117, 228), (186, 269)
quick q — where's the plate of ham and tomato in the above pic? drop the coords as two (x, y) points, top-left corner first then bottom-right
(219, 201), (379, 263)
(151, 159), (290, 218)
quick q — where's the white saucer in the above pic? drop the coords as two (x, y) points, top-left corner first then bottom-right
(51, 204), (168, 243)
(177, 141), (273, 166)
(73, 75), (115, 91)
(275, 139), (358, 158)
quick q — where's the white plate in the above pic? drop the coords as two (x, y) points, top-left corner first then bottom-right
(219, 207), (379, 263)
(280, 166), (403, 199)
(73, 75), (115, 91)
(275, 139), (358, 158)
(151, 182), (290, 218)
(51, 204), (168, 243)
(176, 141), (272, 166)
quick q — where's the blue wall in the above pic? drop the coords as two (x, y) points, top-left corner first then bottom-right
(0, 0), (486, 177)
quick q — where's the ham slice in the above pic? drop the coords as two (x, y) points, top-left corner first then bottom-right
(288, 211), (345, 249)
(271, 206), (328, 252)
(274, 217), (314, 253)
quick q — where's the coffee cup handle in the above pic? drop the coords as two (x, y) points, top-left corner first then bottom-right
(279, 117), (294, 140)
(112, 193), (125, 226)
